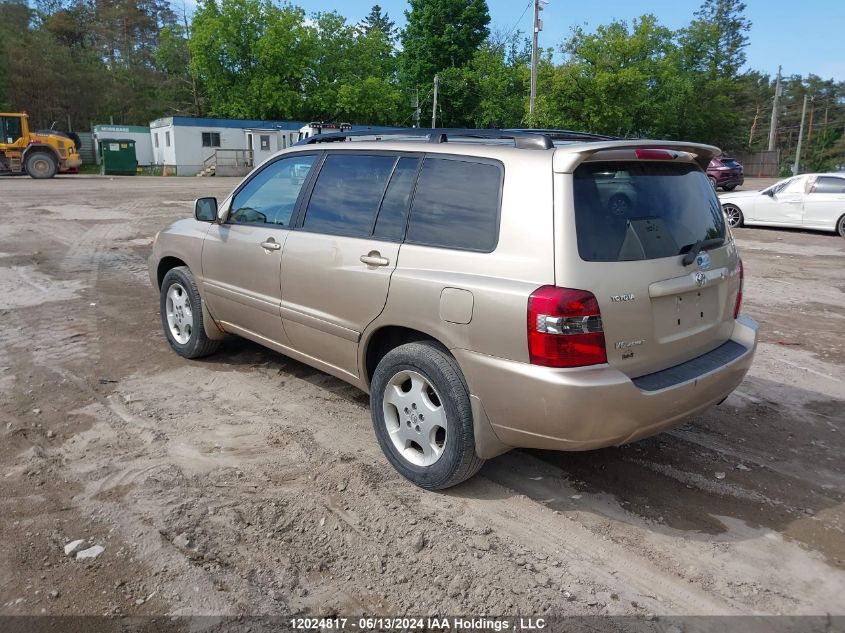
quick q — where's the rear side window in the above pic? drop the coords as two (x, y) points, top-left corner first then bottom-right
(406, 157), (502, 251)
(303, 154), (396, 237)
(812, 176), (845, 194)
(574, 161), (725, 262)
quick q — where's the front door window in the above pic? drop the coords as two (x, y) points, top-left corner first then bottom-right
(228, 154), (317, 227)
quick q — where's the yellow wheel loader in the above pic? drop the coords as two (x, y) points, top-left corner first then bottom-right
(0, 112), (81, 178)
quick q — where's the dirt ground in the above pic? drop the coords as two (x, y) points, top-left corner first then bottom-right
(0, 175), (843, 625)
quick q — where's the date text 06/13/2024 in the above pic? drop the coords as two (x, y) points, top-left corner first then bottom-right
(289, 617), (547, 630)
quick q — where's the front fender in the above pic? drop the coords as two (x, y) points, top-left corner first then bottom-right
(149, 220), (224, 340)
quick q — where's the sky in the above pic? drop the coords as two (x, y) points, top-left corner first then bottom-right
(287, 0), (845, 81)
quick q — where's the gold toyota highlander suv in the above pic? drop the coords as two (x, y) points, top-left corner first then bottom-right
(149, 129), (758, 489)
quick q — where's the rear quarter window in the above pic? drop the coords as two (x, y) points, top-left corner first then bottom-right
(574, 161), (726, 262)
(405, 157), (502, 252)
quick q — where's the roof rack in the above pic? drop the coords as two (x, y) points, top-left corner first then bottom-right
(297, 128), (556, 150)
(505, 128), (620, 142)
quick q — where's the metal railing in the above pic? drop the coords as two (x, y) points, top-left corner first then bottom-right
(202, 149), (254, 171)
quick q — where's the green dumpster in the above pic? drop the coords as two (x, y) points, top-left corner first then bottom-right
(99, 139), (137, 175)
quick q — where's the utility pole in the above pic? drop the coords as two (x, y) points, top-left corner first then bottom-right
(413, 89), (420, 128)
(529, 0), (548, 122)
(793, 94), (809, 175)
(807, 96), (816, 145)
(767, 65), (782, 151)
(431, 74), (440, 129)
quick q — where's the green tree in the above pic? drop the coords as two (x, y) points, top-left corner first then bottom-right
(672, 0), (752, 146)
(302, 11), (356, 120)
(537, 16), (679, 137)
(155, 23), (200, 115)
(189, 0), (313, 119)
(399, 0), (490, 92)
(303, 10), (402, 124)
(360, 4), (396, 40)
(437, 32), (529, 127)
(687, 0), (751, 77)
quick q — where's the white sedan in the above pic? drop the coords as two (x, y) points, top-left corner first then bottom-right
(720, 173), (845, 237)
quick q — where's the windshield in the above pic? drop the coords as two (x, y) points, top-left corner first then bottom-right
(574, 161), (726, 262)
(767, 178), (797, 195)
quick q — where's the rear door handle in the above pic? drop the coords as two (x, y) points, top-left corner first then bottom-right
(260, 239), (281, 251)
(360, 251), (389, 267)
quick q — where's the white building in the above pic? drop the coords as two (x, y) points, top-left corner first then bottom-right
(93, 124), (154, 166)
(148, 116), (306, 176)
(148, 117), (404, 176)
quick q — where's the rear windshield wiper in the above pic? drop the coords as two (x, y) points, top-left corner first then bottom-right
(680, 237), (724, 266)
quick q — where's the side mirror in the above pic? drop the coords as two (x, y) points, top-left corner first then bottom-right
(763, 189), (774, 197)
(195, 197), (218, 222)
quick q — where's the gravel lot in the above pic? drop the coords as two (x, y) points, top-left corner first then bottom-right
(0, 175), (843, 624)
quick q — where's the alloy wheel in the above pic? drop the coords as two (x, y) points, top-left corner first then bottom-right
(723, 204), (742, 228)
(165, 283), (193, 344)
(382, 370), (448, 467)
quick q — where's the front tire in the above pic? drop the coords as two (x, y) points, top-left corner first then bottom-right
(723, 184), (738, 191)
(159, 266), (221, 359)
(371, 341), (484, 490)
(25, 151), (57, 179)
(837, 214), (845, 238)
(723, 203), (744, 228)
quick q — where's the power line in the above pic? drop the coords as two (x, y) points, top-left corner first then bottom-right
(503, 0), (532, 40)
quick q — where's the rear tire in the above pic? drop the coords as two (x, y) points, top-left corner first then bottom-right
(371, 341), (484, 490)
(25, 151), (57, 179)
(708, 176), (718, 190)
(837, 214), (845, 238)
(159, 266), (221, 359)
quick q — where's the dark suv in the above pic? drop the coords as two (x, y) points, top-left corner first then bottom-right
(707, 157), (744, 191)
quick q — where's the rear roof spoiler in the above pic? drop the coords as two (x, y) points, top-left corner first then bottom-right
(552, 140), (721, 172)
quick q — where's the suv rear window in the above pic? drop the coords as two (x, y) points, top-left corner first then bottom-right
(574, 161), (726, 262)
(406, 157), (502, 252)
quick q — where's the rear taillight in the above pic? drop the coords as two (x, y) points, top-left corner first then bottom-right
(528, 286), (607, 368)
(733, 258), (744, 319)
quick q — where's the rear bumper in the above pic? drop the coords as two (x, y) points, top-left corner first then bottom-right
(713, 172), (744, 188)
(455, 315), (758, 452)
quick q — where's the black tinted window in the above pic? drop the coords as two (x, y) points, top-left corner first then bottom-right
(202, 132), (221, 147)
(812, 176), (845, 194)
(574, 161), (725, 262)
(229, 154), (316, 226)
(406, 158), (501, 251)
(373, 157), (420, 241)
(2, 116), (23, 143)
(303, 154), (396, 237)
